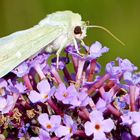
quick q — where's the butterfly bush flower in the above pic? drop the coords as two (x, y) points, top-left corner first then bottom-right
(121, 112), (140, 137)
(38, 113), (61, 133)
(106, 61), (122, 77)
(117, 57), (137, 72)
(0, 94), (18, 114)
(29, 53), (50, 79)
(12, 62), (30, 77)
(0, 79), (9, 96)
(2, 39), (140, 140)
(29, 79), (55, 103)
(67, 41), (109, 60)
(28, 53), (50, 68)
(55, 83), (92, 107)
(84, 110), (114, 140)
(95, 98), (107, 112)
(30, 129), (50, 140)
(55, 115), (77, 139)
(55, 83), (79, 106)
(96, 87), (115, 112)
(15, 82), (27, 94)
(75, 90), (92, 107)
(88, 41), (109, 59)
(123, 71), (140, 85)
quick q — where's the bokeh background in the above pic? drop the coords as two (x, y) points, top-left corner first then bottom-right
(0, 0), (140, 69)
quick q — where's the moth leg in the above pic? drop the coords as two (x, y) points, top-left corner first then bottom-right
(56, 40), (67, 69)
(73, 38), (84, 56)
(81, 40), (90, 52)
(56, 52), (60, 69)
(81, 39), (86, 46)
(56, 48), (63, 69)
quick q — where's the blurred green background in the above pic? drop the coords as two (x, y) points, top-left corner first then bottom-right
(0, 0), (140, 69)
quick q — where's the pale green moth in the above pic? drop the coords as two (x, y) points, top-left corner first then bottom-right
(0, 10), (124, 78)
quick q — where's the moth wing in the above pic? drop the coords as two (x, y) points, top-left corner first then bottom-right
(0, 25), (63, 77)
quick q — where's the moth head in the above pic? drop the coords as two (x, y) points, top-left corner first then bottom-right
(73, 23), (87, 40)
(71, 11), (125, 46)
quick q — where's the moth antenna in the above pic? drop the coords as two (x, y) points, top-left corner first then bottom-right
(87, 25), (125, 46)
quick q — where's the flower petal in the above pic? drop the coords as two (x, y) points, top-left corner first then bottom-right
(0, 97), (7, 111)
(55, 125), (70, 137)
(121, 114), (133, 125)
(37, 79), (50, 94)
(29, 90), (42, 103)
(30, 137), (40, 140)
(39, 128), (50, 139)
(38, 113), (49, 128)
(131, 122), (140, 137)
(2, 95), (15, 114)
(89, 110), (104, 122)
(94, 131), (107, 140)
(50, 115), (61, 126)
(84, 121), (94, 136)
(96, 98), (106, 112)
(102, 118), (114, 132)
(63, 115), (73, 127)
(129, 111), (140, 123)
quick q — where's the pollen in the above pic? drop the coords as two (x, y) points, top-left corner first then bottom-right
(26, 109), (35, 118)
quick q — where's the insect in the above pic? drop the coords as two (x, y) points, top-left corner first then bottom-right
(0, 10), (124, 78)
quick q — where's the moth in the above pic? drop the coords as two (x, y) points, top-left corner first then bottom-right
(0, 10), (124, 78)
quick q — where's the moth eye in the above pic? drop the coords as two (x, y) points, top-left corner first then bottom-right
(74, 26), (82, 34)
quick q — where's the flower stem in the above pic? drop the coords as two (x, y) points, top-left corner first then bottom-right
(76, 59), (85, 82)
(23, 74), (33, 90)
(99, 87), (121, 117)
(74, 130), (87, 137)
(50, 67), (63, 84)
(51, 137), (59, 140)
(87, 73), (110, 95)
(78, 107), (89, 120)
(87, 59), (96, 82)
(72, 55), (78, 72)
(63, 66), (72, 83)
(47, 99), (64, 116)
(34, 64), (46, 80)
(107, 104), (122, 117)
(130, 85), (136, 111)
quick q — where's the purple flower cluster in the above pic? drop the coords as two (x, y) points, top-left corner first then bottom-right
(0, 41), (140, 140)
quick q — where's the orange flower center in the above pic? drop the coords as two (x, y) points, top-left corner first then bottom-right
(46, 124), (52, 129)
(0, 88), (4, 96)
(69, 127), (72, 133)
(44, 94), (48, 98)
(95, 124), (100, 130)
(63, 92), (68, 97)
